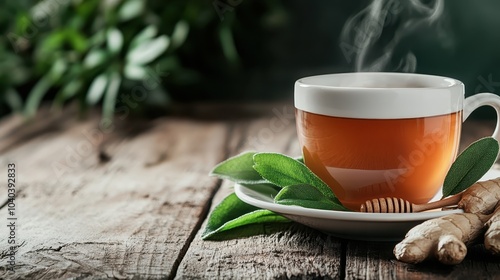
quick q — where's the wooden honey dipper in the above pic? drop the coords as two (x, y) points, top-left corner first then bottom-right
(359, 193), (462, 213)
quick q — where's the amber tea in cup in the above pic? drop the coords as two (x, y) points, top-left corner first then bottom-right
(294, 73), (500, 210)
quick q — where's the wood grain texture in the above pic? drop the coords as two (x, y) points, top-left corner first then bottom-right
(346, 241), (500, 280)
(176, 104), (344, 279)
(0, 108), (231, 279)
(0, 104), (499, 279)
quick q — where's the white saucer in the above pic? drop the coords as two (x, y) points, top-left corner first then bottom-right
(234, 169), (500, 241)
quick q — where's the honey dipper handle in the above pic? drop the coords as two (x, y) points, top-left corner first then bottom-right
(413, 193), (463, 212)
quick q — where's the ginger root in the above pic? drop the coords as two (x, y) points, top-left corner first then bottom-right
(458, 179), (500, 214)
(394, 178), (500, 264)
(485, 203), (500, 254)
(394, 213), (489, 264)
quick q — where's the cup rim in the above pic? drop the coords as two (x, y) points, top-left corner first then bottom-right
(296, 72), (463, 90)
(294, 72), (464, 119)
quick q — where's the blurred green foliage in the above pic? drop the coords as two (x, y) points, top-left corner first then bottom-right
(3, 1), (499, 120)
(1, 0), (384, 119)
(0, 0), (295, 118)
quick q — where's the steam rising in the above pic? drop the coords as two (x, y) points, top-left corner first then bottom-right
(341, 0), (445, 72)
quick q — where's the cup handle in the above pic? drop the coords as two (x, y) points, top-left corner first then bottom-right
(463, 93), (500, 143)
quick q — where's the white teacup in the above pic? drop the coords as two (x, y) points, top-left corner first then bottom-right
(295, 72), (500, 210)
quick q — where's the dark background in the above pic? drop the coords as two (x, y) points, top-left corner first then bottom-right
(1, 0), (499, 118)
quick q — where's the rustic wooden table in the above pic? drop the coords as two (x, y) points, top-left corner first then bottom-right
(0, 102), (499, 279)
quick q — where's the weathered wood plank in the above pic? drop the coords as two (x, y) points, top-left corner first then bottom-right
(0, 102), (498, 279)
(176, 104), (344, 279)
(345, 241), (500, 279)
(0, 106), (80, 155)
(0, 110), (231, 279)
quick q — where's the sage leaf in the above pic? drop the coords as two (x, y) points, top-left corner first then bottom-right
(253, 153), (344, 208)
(62, 80), (83, 99)
(86, 73), (108, 105)
(294, 156), (304, 164)
(127, 35), (169, 65)
(83, 49), (108, 69)
(55, 79), (83, 106)
(124, 64), (148, 80)
(102, 71), (121, 120)
(4, 88), (22, 112)
(118, 0), (143, 21)
(24, 75), (53, 118)
(210, 151), (268, 185)
(130, 25), (158, 49)
(219, 25), (239, 64)
(89, 30), (106, 46)
(443, 137), (499, 197)
(275, 184), (345, 210)
(49, 58), (67, 81)
(202, 193), (289, 240)
(107, 28), (123, 54)
(243, 183), (281, 198)
(171, 20), (189, 49)
(67, 30), (88, 53)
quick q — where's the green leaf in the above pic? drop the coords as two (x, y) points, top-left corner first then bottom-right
(294, 156), (304, 164)
(253, 153), (342, 205)
(4, 88), (23, 112)
(107, 28), (123, 54)
(66, 29), (88, 53)
(127, 35), (170, 65)
(219, 25), (239, 64)
(86, 73), (108, 105)
(204, 222), (292, 241)
(89, 30), (106, 47)
(124, 63), (148, 80)
(171, 20), (189, 49)
(102, 71), (121, 120)
(24, 75), (53, 118)
(275, 184), (346, 210)
(243, 183), (281, 198)
(83, 49), (108, 69)
(118, 0), (144, 21)
(210, 151), (268, 185)
(63, 80), (83, 98)
(202, 193), (289, 240)
(443, 137), (499, 197)
(49, 58), (67, 81)
(55, 80), (83, 106)
(39, 31), (65, 54)
(130, 25), (158, 49)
